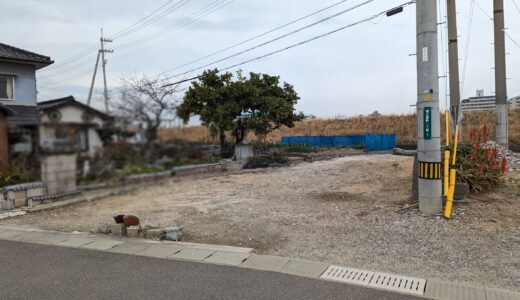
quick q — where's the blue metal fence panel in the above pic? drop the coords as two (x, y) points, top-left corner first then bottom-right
(280, 134), (396, 152)
(363, 133), (396, 151)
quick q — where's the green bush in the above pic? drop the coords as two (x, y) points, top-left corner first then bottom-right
(220, 140), (235, 158)
(243, 154), (289, 169)
(0, 171), (30, 187)
(203, 155), (221, 164)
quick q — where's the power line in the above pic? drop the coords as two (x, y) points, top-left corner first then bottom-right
(438, 0), (448, 109)
(110, 0), (191, 40)
(165, 0), (376, 79)
(164, 1), (416, 86)
(114, 0), (232, 51)
(472, 0), (520, 48)
(154, 0), (356, 77)
(39, 0), (190, 73)
(512, 0), (520, 15)
(461, 0), (475, 97)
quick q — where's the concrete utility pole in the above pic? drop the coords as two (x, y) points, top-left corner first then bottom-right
(447, 0), (461, 128)
(87, 28), (113, 113)
(416, 0), (442, 214)
(87, 51), (101, 106)
(493, 0), (509, 147)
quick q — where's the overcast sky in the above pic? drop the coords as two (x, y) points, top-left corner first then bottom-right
(4, 0), (520, 119)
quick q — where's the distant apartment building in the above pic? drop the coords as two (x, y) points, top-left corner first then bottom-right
(460, 89), (518, 111)
(511, 95), (520, 109)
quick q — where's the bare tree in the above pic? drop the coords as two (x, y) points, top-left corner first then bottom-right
(117, 74), (181, 149)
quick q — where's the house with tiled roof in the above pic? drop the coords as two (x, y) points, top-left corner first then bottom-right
(0, 42), (53, 168)
(37, 96), (112, 156)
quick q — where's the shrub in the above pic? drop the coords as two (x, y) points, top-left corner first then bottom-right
(456, 125), (507, 192)
(220, 140), (235, 158)
(243, 154), (289, 169)
(203, 155), (221, 164)
(0, 170), (30, 187)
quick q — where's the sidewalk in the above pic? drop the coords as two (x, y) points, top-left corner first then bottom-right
(0, 224), (519, 300)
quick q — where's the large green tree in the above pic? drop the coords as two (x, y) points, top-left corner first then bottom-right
(177, 69), (304, 147)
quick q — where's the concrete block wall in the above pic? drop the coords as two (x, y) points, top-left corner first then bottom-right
(41, 154), (77, 195)
(0, 182), (46, 210)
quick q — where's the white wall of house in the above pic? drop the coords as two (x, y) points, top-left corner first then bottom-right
(40, 105), (106, 156)
(0, 62), (37, 106)
(40, 105), (104, 127)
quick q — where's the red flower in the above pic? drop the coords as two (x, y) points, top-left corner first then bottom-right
(501, 158), (508, 173)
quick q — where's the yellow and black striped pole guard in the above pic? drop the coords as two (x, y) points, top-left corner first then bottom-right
(418, 161), (442, 180)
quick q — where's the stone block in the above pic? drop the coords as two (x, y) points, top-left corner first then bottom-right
(127, 226), (142, 238)
(1, 199), (14, 210)
(110, 224), (126, 236)
(145, 229), (163, 239)
(235, 144), (254, 161)
(163, 226), (183, 241)
(14, 196), (27, 208)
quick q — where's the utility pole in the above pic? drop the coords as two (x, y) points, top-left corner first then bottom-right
(416, 0), (442, 214)
(87, 51), (101, 106)
(493, 0), (508, 147)
(87, 28), (113, 113)
(447, 0), (461, 130)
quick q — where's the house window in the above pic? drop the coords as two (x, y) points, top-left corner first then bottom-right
(0, 75), (14, 100)
(76, 128), (89, 152)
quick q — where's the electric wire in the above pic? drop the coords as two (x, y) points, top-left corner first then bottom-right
(109, 0), (188, 39)
(163, 1), (416, 86)
(472, 0), (520, 49)
(438, 0), (448, 109)
(165, 0), (376, 79)
(38, 0), (190, 73)
(154, 0), (356, 77)
(460, 0), (475, 98)
(113, 0), (232, 51)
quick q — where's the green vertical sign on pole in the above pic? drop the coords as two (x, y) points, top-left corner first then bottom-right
(424, 107), (432, 139)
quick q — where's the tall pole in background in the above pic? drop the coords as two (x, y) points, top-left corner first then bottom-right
(493, 0), (509, 147)
(447, 0), (461, 129)
(87, 28), (113, 112)
(416, 0), (442, 214)
(87, 51), (101, 106)
(100, 28), (113, 113)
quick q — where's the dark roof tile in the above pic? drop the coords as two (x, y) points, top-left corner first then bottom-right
(5, 105), (40, 126)
(0, 43), (53, 69)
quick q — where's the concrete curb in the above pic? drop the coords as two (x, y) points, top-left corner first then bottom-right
(0, 225), (519, 299)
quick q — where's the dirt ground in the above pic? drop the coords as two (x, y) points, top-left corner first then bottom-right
(2, 154), (519, 291)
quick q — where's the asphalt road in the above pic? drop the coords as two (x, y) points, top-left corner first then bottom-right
(0, 240), (424, 300)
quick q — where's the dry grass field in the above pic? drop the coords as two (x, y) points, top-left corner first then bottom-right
(160, 109), (520, 145)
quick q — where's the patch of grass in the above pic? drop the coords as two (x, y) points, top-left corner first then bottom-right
(162, 157), (189, 169)
(118, 165), (164, 177)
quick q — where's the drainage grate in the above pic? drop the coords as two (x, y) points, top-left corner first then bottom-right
(368, 272), (426, 295)
(320, 265), (374, 286)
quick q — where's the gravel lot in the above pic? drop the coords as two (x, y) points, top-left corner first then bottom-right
(2, 154), (519, 291)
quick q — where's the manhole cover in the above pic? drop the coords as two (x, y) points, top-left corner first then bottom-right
(320, 265), (374, 286)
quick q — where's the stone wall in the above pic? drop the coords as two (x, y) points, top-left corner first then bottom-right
(41, 154), (77, 195)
